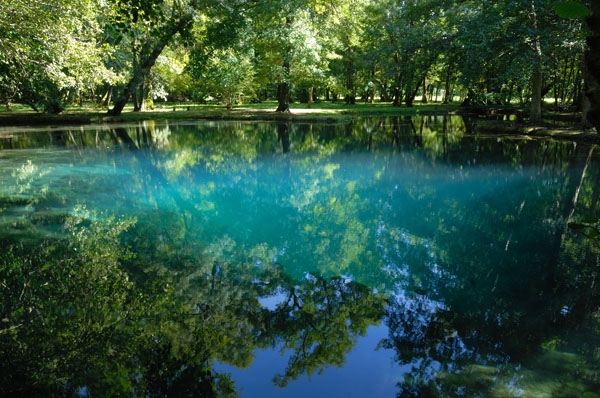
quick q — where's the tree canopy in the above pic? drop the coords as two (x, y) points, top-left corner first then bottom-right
(0, 0), (597, 128)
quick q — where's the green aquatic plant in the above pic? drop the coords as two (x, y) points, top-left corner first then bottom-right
(569, 214), (600, 246)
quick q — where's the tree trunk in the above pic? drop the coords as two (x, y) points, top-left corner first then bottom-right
(529, 2), (543, 123)
(109, 44), (162, 116)
(276, 16), (292, 113)
(375, 80), (391, 102)
(276, 82), (291, 112)
(404, 80), (414, 107)
(443, 67), (453, 103)
(572, 56), (584, 109)
(100, 87), (112, 108)
(307, 86), (313, 109)
(139, 81), (147, 111)
(562, 144), (596, 245)
(584, 2), (600, 131)
(133, 80), (147, 112)
(392, 73), (402, 107)
(107, 2), (197, 117)
(345, 55), (355, 105)
(406, 74), (425, 107)
(276, 58), (291, 113)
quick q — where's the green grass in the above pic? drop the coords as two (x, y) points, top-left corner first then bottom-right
(0, 99), (568, 127)
(0, 99), (468, 126)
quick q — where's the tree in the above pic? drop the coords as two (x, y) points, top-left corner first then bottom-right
(325, 0), (372, 105)
(106, 0), (196, 115)
(363, 0), (455, 107)
(266, 275), (386, 387)
(0, 0), (117, 112)
(554, 1), (599, 131)
(584, 1), (600, 130)
(187, 34), (257, 108)
(249, 0), (336, 111)
(442, 0), (584, 115)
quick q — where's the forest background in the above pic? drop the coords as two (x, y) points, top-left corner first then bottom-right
(0, 0), (599, 129)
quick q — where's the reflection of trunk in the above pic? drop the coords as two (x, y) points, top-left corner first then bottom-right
(277, 122), (290, 153)
(109, 126), (198, 230)
(111, 127), (138, 151)
(561, 144), (597, 245)
(566, 145), (596, 223)
(589, 166), (600, 215)
(442, 115), (448, 157)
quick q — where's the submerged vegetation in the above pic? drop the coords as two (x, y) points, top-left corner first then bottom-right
(1, 0), (600, 394)
(1, 119), (600, 395)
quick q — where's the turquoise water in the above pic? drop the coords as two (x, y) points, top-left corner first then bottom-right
(1, 117), (599, 396)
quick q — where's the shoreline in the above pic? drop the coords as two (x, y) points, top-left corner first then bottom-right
(0, 105), (596, 143)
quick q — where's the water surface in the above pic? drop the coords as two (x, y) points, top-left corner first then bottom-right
(1, 117), (599, 396)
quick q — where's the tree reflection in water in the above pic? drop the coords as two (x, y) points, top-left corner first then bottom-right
(0, 210), (386, 396)
(2, 118), (600, 396)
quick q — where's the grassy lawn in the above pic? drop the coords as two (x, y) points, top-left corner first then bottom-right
(0, 100), (465, 124)
(0, 99), (581, 129)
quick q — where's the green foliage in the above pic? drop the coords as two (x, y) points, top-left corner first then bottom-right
(188, 47), (257, 107)
(268, 275), (386, 387)
(569, 214), (600, 243)
(2, 118), (600, 395)
(0, 207), (242, 396)
(0, 0), (591, 113)
(554, 1), (591, 19)
(0, 0), (120, 112)
(0, 208), (136, 394)
(0, 141), (389, 394)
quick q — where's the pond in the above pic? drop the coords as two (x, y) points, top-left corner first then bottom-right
(1, 116), (599, 396)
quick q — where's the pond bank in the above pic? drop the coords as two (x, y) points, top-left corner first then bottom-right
(0, 106), (596, 143)
(472, 119), (600, 144)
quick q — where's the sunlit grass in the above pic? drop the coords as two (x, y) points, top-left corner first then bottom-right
(2, 99), (567, 128)
(0, 99), (462, 115)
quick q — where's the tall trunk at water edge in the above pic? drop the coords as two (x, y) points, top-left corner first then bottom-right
(529, 1), (543, 124)
(109, 43), (164, 116)
(107, 1), (197, 117)
(276, 16), (292, 113)
(345, 54), (355, 105)
(585, 2), (600, 131)
(276, 58), (291, 112)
